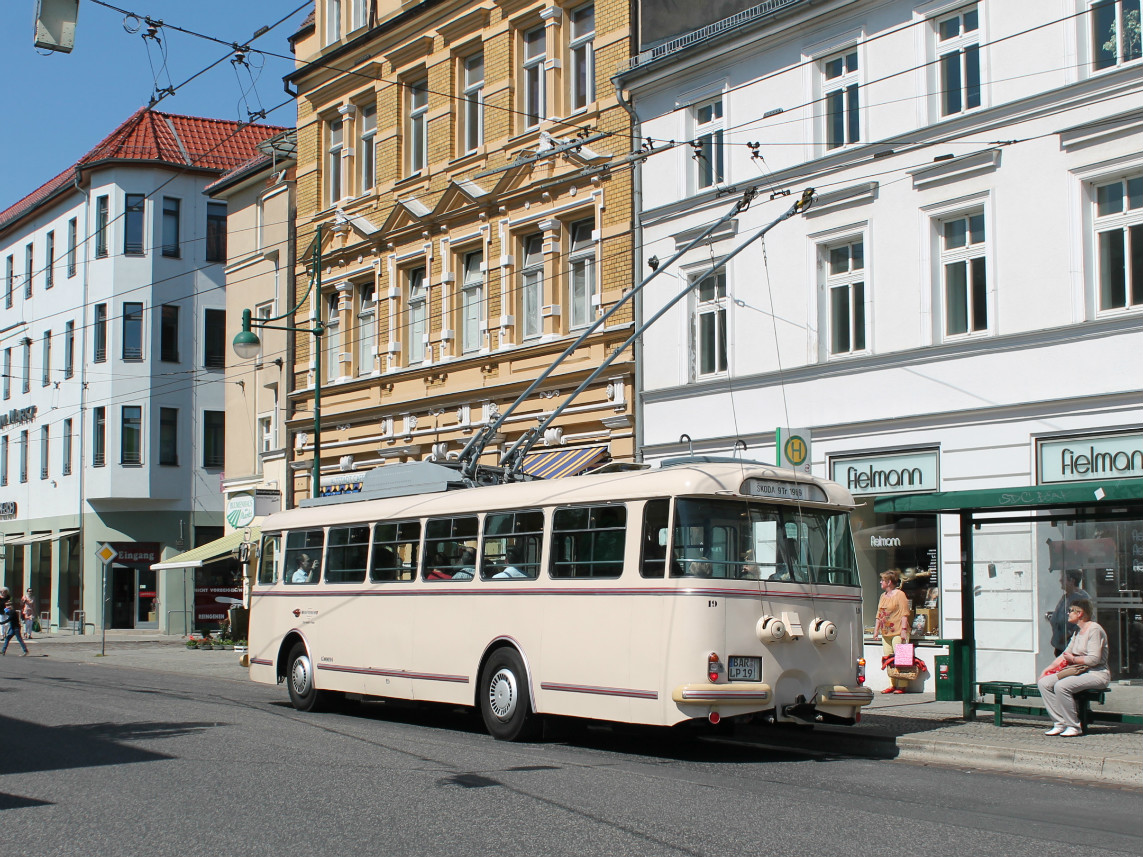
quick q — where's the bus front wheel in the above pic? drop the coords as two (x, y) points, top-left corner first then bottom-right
(479, 648), (538, 741)
(286, 642), (333, 712)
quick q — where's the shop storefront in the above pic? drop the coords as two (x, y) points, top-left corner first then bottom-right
(830, 450), (942, 642)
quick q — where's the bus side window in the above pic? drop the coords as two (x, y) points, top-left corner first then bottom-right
(483, 510), (543, 580)
(371, 521), (420, 582)
(640, 500), (669, 578)
(326, 525), (370, 584)
(424, 516), (479, 581)
(257, 536), (279, 585)
(283, 529), (325, 585)
(551, 504), (627, 578)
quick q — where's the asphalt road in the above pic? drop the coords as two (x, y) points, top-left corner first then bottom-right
(2, 658), (1140, 857)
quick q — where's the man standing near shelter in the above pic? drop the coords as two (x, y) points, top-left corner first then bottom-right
(1046, 570), (1090, 656)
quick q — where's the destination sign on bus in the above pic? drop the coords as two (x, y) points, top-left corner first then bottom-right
(741, 478), (826, 503)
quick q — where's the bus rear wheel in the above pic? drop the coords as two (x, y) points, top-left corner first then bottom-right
(479, 648), (538, 741)
(286, 642), (334, 712)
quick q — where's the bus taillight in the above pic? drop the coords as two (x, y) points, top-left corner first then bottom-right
(856, 658), (866, 685)
(707, 652), (722, 683)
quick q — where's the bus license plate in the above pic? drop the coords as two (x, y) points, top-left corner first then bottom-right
(727, 656), (761, 681)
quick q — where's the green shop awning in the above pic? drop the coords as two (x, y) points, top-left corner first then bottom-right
(150, 528), (260, 570)
(873, 478), (1143, 515)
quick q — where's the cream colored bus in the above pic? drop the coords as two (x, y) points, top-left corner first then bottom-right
(248, 459), (873, 739)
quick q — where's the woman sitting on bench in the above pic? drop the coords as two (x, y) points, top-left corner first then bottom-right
(1036, 598), (1109, 738)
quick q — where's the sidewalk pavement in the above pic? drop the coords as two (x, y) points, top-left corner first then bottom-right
(13, 631), (1143, 789)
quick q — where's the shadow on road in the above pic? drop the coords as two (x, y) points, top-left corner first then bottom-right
(0, 715), (220, 776)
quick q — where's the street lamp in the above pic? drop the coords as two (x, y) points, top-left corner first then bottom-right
(232, 224), (326, 498)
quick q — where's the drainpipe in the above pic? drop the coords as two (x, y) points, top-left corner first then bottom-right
(613, 75), (644, 462)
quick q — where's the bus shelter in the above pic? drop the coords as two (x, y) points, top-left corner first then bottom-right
(874, 478), (1143, 720)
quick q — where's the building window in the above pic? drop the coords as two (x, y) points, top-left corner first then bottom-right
(258, 415), (275, 454)
(1092, 0), (1142, 70)
(94, 303), (107, 362)
(95, 195), (109, 258)
(461, 250), (483, 353)
(63, 418), (73, 475)
(64, 321), (75, 379)
(45, 230), (55, 289)
(203, 411), (225, 468)
(569, 4), (595, 111)
(350, 0), (368, 30)
(940, 210), (988, 336)
(462, 53), (484, 154)
(407, 268), (427, 365)
(325, 0), (342, 45)
(5, 255), (12, 308)
(408, 80), (429, 175)
(359, 103), (377, 192)
(568, 219), (596, 329)
(68, 217), (77, 277)
(826, 239), (866, 356)
(40, 425), (49, 479)
(162, 197), (181, 257)
(124, 194), (145, 255)
(160, 304), (180, 362)
(523, 25), (547, 129)
(123, 302), (144, 360)
(203, 308), (226, 368)
(520, 234), (544, 339)
(25, 242), (34, 298)
(19, 430), (28, 484)
(22, 339), (31, 393)
(694, 270), (728, 377)
(93, 406), (106, 467)
(937, 6), (981, 116)
(326, 118), (343, 204)
(357, 284), (375, 375)
(206, 202), (227, 262)
(42, 331), (51, 386)
(121, 405), (142, 465)
(1094, 174), (1143, 311)
(159, 407), (178, 466)
(694, 97), (725, 190)
(3, 348), (10, 400)
(326, 292), (341, 382)
(823, 49), (860, 150)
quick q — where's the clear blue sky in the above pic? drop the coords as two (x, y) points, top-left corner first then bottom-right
(0, 0), (311, 209)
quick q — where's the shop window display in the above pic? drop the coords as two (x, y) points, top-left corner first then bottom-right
(851, 506), (940, 638)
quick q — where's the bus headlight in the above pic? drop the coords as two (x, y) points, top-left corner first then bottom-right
(809, 618), (838, 645)
(756, 615), (787, 643)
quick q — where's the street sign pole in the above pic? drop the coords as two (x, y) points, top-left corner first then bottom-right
(94, 543), (118, 657)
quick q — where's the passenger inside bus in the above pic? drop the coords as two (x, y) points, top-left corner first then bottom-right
(452, 548), (477, 580)
(493, 548), (528, 579)
(685, 559), (713, 578)
(425, 552), (453, 580)
(289, 554), (315, 584)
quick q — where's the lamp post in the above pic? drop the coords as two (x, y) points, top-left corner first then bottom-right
(232, 224), (325, 498)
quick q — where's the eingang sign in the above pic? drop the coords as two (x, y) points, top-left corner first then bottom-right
(1038, 433), (1143, 484)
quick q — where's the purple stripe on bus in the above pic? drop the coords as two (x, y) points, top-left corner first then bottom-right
(316, 663), (469, 683)
(540, 682), (658, 700)
(252, 588), (860, 602)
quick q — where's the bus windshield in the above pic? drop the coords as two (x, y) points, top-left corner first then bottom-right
(671, 498), (859, 585)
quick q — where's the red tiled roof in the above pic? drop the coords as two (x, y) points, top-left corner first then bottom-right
(0, 107), (291, 234)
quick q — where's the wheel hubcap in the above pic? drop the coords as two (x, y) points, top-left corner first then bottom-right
(487, 667), (517, 721)
(291, 655), (312, 696)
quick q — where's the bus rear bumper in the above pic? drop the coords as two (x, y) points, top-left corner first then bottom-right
(672, 683), (772, 705)
(781, 685), (874, 726)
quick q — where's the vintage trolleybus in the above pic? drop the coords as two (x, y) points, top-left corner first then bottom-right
(247, 459), (873, 739)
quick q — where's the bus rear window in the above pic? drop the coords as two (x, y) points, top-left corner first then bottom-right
(671, 499), (858, 585)
(551, 504), (627, 578)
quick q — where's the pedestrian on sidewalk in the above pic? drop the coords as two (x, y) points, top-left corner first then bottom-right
(21, 588), (37, 638)
(875, 570), (911, 694)
(1, 598), (29, 656)
(1045, 570), (1089, 656)
(1037, 598), (1109, 738)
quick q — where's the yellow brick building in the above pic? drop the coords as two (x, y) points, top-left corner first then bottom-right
(283, 0), (636, 499)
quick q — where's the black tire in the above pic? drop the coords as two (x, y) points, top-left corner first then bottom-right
(479, 648), (539, 741)
(286, 642), (335, 712)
